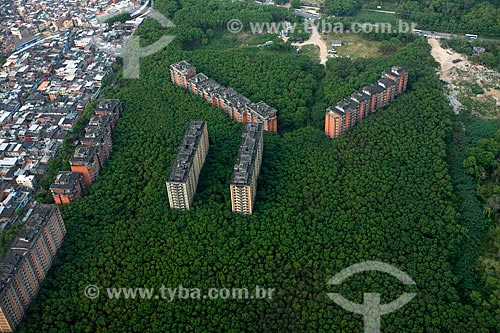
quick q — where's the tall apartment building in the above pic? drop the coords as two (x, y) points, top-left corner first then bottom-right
(166, 121), (209, 210)
(81, 115), (113, 167)
(95, 99), (122, 129)
(247, 102), (278, 132)
(378, 77), (398, 104)
(170, 61), (278, 132)
(382, 66), (409, 94)
(70, 145), (100, 187)
(0, 204), (66, 333)
(230, 123), (263, 215)
(350, 91), (371, 122)
(325, 98), (361, 139)
(325, 66), (409, 139)
(187, 73), (210, 94)
(363, 83), (387, 112)
(95, 99), (123, 129)
(170, 61), (196, 88)
(50, 171), (85, 205)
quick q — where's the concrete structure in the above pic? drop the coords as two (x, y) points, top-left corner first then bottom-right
(50, 171), (85, 205)
(0, 204), (65, 333)
(69, 145), (100, 187)
(170, 61), (196, 89)
(15, 174), (36, 190)
(382, 66), (409, 94)
(81, 115), (113, 167)
(49, 99), (121, 204)
(166, 121), (209, 210)
(230, 123), (263, 215)
(170, 61), (278, 132)
(325, 66), (409, 139)
(95, 99), (122, 129)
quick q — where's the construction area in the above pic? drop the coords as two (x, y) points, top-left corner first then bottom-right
(429, 38), (500, 118)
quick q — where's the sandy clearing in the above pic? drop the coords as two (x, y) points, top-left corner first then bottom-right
(292, 21), (329, 65)
(428, 37), (500, 116)
(428, 37), (468, 82)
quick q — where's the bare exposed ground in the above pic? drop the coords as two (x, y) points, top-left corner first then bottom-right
(292, 22), (329, 65)
(428, 38), (500, 117)
(276, 2), (291, 9)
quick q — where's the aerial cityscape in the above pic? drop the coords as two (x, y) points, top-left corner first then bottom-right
(0, 0), (500, 331)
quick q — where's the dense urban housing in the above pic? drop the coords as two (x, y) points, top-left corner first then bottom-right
(166, 121), (209, 210)
(230, 123), (263, 215)
(325, 66), (409, 138)
(170, 61), (278, 132)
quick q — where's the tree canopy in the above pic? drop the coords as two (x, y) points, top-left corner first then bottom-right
(15, 0), (500, 331)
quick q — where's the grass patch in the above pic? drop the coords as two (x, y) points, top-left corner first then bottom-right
(243, 33), (282, 46)
(299, 44), (320, 62)
(186, 31), (285, 51)
(324, 33), (381, 59)
(185, 30), (242, 51)
(353, 10), (398, 25)
(471, 83), (485, 95)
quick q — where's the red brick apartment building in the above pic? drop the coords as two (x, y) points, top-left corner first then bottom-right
(50, 171), (85, 205)
(170, 61), (196, 88)
(325, 66), (409, 139)
(0, 205), (65, 333)
(170, 61), (278, 132)
(69, 145), (100, 187)
(81, 115), (113, 167)
(50, 99), (122, 205)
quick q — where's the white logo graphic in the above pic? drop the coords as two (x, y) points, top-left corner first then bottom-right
(121, 9), (176, 79)
(327, 261), (417, 333)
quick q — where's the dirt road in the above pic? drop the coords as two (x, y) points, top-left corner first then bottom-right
(292, 21), (329, 65)
(428, 37), (466, 82)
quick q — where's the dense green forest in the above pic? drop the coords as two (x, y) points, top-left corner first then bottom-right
(447, 110), (500, 329)
(322, 0), (500, 37)
(16, 0), (500, 331)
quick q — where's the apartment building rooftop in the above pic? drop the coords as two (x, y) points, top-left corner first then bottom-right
(197, 78), (222, 92)
(231, 123), (262, 186)
(391, 66), (409, 75)
(96, 99), (121, 113)
(363, 83), (386, 95)
(378, 77), (398, 88)
(350, 91), (371, 103)
(326, 105), (345, 116)
(84, 123), (109, 141)
(168, 121), (207, 183)
(0, 204), (57, 293)
(220, 88), (238, 99)
(70, 145), (97, 164)
(227, 94), (251, 109)
(170, 61), (196, 75)
(188, 73), (209, 85)
(248, 101), (277, 118)
(335, 98), (358, 113)
(88, 114), (110, 127)
(50, 171), (82, 191)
